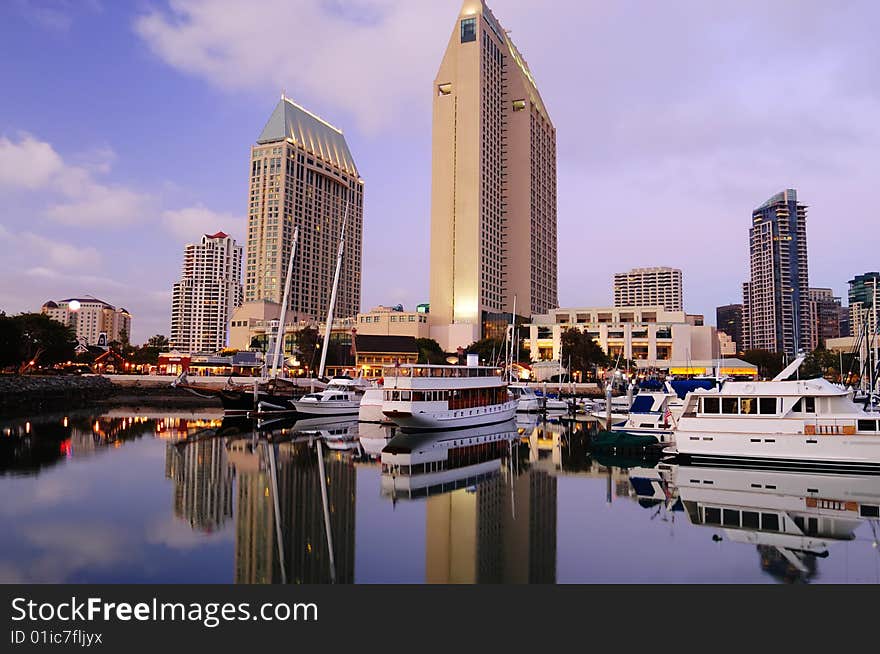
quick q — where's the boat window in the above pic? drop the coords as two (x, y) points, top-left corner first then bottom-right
(761, 513), (780, 531)
(721, 398), (739, 414)
(742, 511), (759, 529)
(722, 509), (740, 527)
(400, 391), (411, 401)
(413, 392), (424, 401)
(792, 398), (802, 412)
(704, 507), (721, 525)
(805, 397), (815, 413)
(740, 398), (757, 415)
(758, 398), (777, 415)
(858, 420), (878, 432)
(702, 397), (720, 414)
(860, 505), (880, 518)
(392, 391), (400, 401)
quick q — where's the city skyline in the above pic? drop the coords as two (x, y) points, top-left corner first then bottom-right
(2, 1), (879, 344)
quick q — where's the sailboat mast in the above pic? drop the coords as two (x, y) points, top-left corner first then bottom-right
(318, 201), (349, 379)
(270, 226), (299, 379)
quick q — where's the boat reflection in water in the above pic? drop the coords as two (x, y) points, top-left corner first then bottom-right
(672, 465), (880, 583)
(380, 421), (558, 583)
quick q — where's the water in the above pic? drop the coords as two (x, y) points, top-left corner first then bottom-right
(1, 409), (879, 584)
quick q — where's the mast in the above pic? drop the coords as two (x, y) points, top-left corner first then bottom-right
(270, 226), (299, 379)
(318, 201), (350, 379)
(872, 278), (878, 401)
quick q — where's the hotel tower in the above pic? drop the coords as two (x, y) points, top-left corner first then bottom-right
(243, 95), (364, 322)
(429, 0), (557, 351)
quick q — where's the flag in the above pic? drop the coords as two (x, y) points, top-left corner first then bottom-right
(664, 406), (673, 427)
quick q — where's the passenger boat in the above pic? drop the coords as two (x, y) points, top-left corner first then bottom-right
(671, 377), (880, 473)
(673, 464), (880, 575)
(380, 361), (518, 432)
(379, 421), (518, 499)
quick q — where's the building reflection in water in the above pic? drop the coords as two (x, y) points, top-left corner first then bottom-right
(165, 438), (233, 533)
(227, 429), (357, 584)
(380, 420), (559, 583)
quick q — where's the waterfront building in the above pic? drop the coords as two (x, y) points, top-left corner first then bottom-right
(41, 297), (131, 346)
(354, 334), (419, 377)
(742, 189), (812, 358)
(170, 231), (243, 354)
(808, 287), (842, 349)
(429, 0), (557, 351)
(244, 94), (363, 323)
(525, 306), (721, 372)
(613, 267), (683, 312)
(715, 303), (743, 353)
(355, 305), (430, 339)
(848, 272), (880, 339)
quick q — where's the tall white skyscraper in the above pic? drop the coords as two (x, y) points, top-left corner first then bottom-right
(171, 231), (243, 353)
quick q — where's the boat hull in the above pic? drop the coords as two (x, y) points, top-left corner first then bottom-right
(291, 400), (360, 417)
(383, 400), (517, 432)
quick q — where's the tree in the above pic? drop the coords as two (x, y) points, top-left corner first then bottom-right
(742, 349), (785, 380)
(415, 338), (447, 364)
(147, 334), (169, 349)
(799, 348), (842, 381)
(560, 328), (609, 380)
(295, 327), (320, 373)
(118, 328), (129, 346)
(15, 313), (76, 368)
(0, 314), (23, 369)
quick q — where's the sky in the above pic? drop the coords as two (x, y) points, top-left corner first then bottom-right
(1, 0), (878, 345)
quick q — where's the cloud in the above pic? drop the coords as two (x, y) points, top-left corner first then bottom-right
(21, 232), (102, 268)
(162, 205), (241, 243)
(134, 0), (451, 133)
(0, 134), (64, 189)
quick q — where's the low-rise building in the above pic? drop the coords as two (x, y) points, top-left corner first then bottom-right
(525, 306), (720, 367)
(354, 334), (419, 377)
(355, 305), (430, 339)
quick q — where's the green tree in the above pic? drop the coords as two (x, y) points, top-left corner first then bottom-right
(415, 338), (447, 364)
(466, 338), (529, 366)
(295, 327), (320, 373)
(15, 313), (76, 368)
(799, 348), (843, 381)
(742, 349), (785, 380)
(560, 328), (609, 380)
(147, 334), (169, 348)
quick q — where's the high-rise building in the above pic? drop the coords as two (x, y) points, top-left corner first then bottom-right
(41, 297), (131, 346)
(848, 272), (880, 339)
(715, 303), (743, 352)
(244, 94), (363, 323)
(613, 267), (683, 312)
(429, 0), (557, 350)
(808, 287), (842, 349)
(170, 231), (243, 354)
(742, 189), (811, 357)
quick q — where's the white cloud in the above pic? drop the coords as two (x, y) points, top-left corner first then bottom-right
(0, 134), (63, 189)
(21, 232), (102, 268)
(134, 0), (451, 133)
(162, 205), (240, 243)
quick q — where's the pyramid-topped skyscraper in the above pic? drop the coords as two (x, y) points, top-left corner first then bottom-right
(243, 94), (363, 322)
(429, 0), (558, 350)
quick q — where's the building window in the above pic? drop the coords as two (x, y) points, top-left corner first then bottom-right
(461, 17), (476, 42)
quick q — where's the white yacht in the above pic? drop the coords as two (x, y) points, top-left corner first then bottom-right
(610, 390), (683, 443)
(508, 383), (568, 413)
(671, 377), (880, 473)
(381, 360), (517, 432)
(290, 377), (368, 417)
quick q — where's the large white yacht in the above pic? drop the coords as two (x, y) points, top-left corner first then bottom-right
(290, 377), (369, 417)
(381, 360), (517, 432)
(671, 377), (880, 473)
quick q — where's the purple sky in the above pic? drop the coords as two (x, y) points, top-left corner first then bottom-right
(1, 0), (878, 344)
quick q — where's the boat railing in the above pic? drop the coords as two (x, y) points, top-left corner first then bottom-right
(383, 365), (503, 379)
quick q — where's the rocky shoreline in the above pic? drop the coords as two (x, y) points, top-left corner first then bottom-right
(0, 375), (220, 415)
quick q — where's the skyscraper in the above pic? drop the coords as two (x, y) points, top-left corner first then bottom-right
(808, 287), (842, 349)
(244, 95), (363, 323)
(848, 272), (880, 339)
(613, 267), (683, 312)
(429, 0), (557, 350)
(742, 189), (812, 357)
(170, 231), (243, 354)
(715, 303), (743, 352)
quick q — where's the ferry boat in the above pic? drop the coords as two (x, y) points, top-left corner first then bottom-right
(673, 464), (880, 576)
(671, 377), (880, 473)
(381, 361), (517, 432)
(379, 421), (518, 499)
(289, 377), (369, 417)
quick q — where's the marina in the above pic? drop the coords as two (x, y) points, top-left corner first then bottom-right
(1, 407), (879, 584)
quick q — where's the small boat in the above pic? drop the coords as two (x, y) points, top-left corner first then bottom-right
(291, 377), (368, 417)
(508, 383), (568, 413)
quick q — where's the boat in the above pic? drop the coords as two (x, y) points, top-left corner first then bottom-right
(379, 421), (518, 499)
(291, 377), (369, 417)
(359, 385), (391, 423)
(670, 375), (880, 474)
(380, 358), (518, 432)
(672, 464), (880, 579)
(173, 373), (315, 416)
(508, 383), (568, 413)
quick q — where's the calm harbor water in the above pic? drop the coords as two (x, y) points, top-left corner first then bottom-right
(1, 409), (879, 584)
